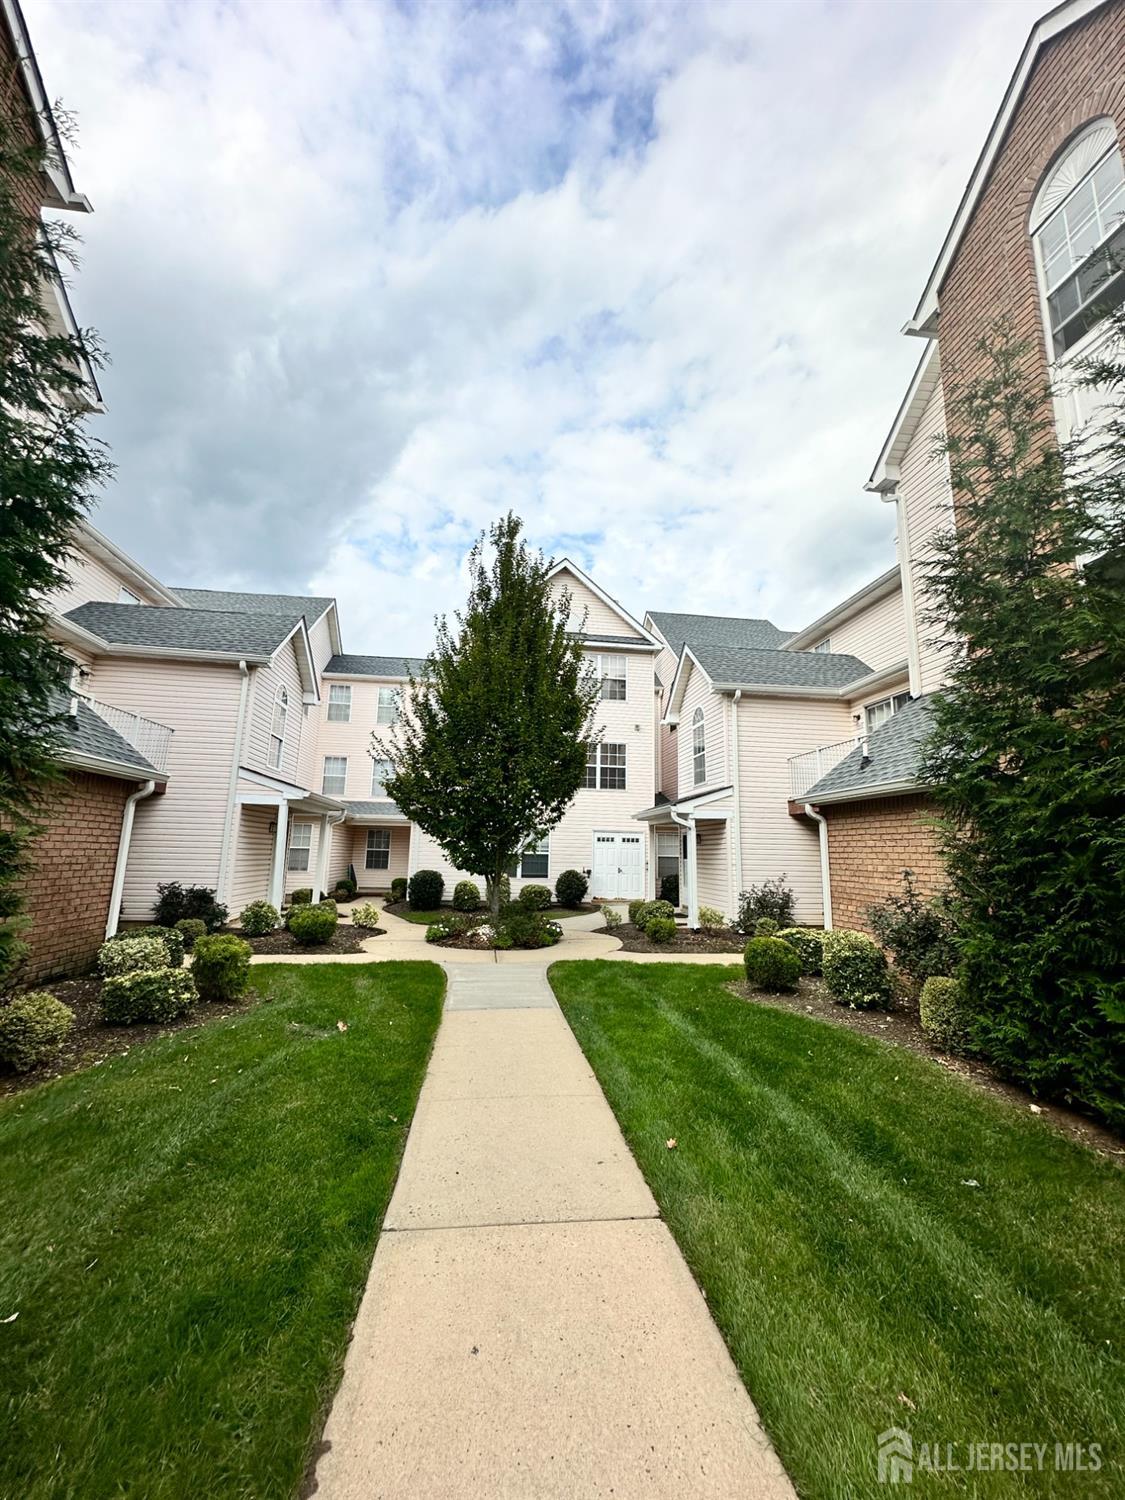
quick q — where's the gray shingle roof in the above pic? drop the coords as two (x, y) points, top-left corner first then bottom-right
(171, 587), (334, 622)
(66, 602), (303, 658)
(343, 800), (408, 819)
(52, 693), (159, 777)
(648, 611), (792, 653)
(576, 633), (650, 647)
(326, 654), (427, 678)
(805, 696), (935, 802)
(689, 642), (871, 689)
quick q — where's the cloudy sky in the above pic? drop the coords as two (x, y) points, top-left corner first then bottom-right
(32, 0), (1044, 652)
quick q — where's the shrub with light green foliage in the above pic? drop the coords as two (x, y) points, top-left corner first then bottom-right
(777, 927), (824, 976)
(634, 899), (674, 929)
(743, 935), (801, 992)
(602, 907), (622, 930)
(555, 869), (588, 907)
(517, 883), (552, 910)
(104, 924), (185, 968)
(174, 918), (206, 951)
(920, 976), (973, 1052)
(453, 880), (481, 912)
(98, 935), (169, 978)
(0, 991), (74, 1072)
(238, 900), (279, 937)
(101, 968), (196, 1025)
(287, 904), (338, 946)
(754, 916), (779, 938)
(191, 934), (252, 1002)
(645, 917), (677, 944)
(351, 902), (382, 928)
(697, 906), (726, 934)
(821, 929), (893, 1010)
(628, 899), (647, 926)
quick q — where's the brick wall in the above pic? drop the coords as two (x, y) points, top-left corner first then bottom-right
(16, 771), (131, 983)
(824, 793), (944, 936)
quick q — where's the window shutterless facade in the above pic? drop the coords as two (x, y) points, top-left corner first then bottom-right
(692, 707), (706, 785)
(584, 742), (627, 790)
(287, 821), (312, 871)
(591, 652), (626, 701)
(371, 758), (392, 797)
(365, 828), (391, 870)
(327, 684), (351, 722)
(865, 691), (910, 734)
(269, 686), (288, 769)
(520, 838), (549, 879)
(322, 755), (347, 795)
(377, 687), (400, 726)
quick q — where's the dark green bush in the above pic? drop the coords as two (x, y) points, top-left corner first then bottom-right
(191, 934), (252, 1002)
(174, 918), (207, 951)
(287, 904), (338, 946)
(333, 876), (358, 901)
(737, 876), (795, 933)
(101, 968), (196, 1024)
(645, 917), (677, 945)
(289, 888), (313, 906)
(777, 928), (824, 975)
(660, 872), (680, 907)
(821, 929), (893, 1009)
(754, 917), (779, 938)
(743, 936), (801, 991)
(0, 991), (74, 1072)
(867, 873), (959, 987)
(627, 899), (647, 926)
(153, 882), (228, 932)
(390, 877), (407, 902)
(238, 900), (279, 937)
(555, 869), (588, 907)
(495, 905), (562, 949)
(920, 977), (974, 1052)
(408, 869), (444, 910)
(453, 880), (482, 912)
(517, 883), (552, 910)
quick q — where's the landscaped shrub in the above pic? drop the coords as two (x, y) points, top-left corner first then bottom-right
(101, 968), (196, 1024)
(425, 919), (456, 944)
(333, 876), (358, 901)
(920, 977), (974, 1053)
(645, 917), (677, 945)
(153, 881), (228, 932)
(821, 929), (893, 1010)
(287, 904), (338, 946)
(408, 869), (444, 910)
(453, 880), (482, 912)
(174, 918), (207, 952)
(238, 901), (279, 937)
(867, 874), (959, 987)
(737, 876), (795, 934)
(754, 917), (779, 939)
(743, 936), (801, 992)
(0, 992), (74, 1072)
(602, 907), (622, 930)
(555, 869), (588, 907)
(390, 877), (407, 902)
(191, 934), (252, 1002)
(289, 888), (313, 907)
(98, 935), (170, 978)
(697, 906), (726, 934)
(660, 872), (680, 907)
(517, 883), (552, 910)
(317, 898), (338, 912)
(634, 899), (674, 929)
(351, 902), (382, 928)
(496, 905), (562, 949)
(127, 925), (187, 967)
(628, 899), (647, 926)
(777, 927), (824, 975)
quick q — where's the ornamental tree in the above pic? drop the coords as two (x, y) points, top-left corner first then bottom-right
(380, 514), (600, 919)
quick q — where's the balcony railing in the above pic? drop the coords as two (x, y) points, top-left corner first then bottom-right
(787, 736), (859, 801)
(84, 697), (174, 773)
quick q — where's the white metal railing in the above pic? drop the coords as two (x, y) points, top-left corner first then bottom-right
(787, 736), (860, 801)
(84, 697), (174, 772)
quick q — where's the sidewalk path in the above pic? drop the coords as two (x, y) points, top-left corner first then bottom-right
(309, 963), (794, 1499)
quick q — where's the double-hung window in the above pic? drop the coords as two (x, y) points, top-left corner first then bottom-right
(322, 755), (348, 795)
(365, 829), (391, 870)
(269, 686), (288, 769)
(584, 742), (627, 790)
(286, 821), (312, 872)
(520, 838), (549, 879)
(377, 687), (400, 726)
(864, 692), (910, 734)
(592, 653), (626, 701)
(327, 684), (351, 722)
(371, 758), (392, 797)
(692, 707), (706, 785)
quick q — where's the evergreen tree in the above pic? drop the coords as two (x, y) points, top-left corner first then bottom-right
(921, 315), (1125, 1125)
(380, 514), (600, 918)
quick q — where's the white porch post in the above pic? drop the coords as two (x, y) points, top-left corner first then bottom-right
(312, 812), (331, 903)
(269, 799), (289, 912)
(685, 816), (699, 929)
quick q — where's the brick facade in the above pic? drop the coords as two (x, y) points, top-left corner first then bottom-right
(16, 771), (131, 983)
(823, 793), (944, 936)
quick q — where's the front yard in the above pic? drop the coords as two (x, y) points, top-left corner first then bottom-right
(550, 961), (1125, 1498)
(0, 961), (444, 1500)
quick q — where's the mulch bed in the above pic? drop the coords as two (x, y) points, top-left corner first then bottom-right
(731, 975), (1125, 1160)
(236, 923), (384, 955)
(603, 922), (746, 954)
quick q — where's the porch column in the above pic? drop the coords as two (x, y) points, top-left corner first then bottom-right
(312, 812), (331, 903)
(269, 799), (289, 912)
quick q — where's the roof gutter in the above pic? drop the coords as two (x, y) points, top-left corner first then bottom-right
(804, 777), (923, 807)
(105, 779), (157, 936)
(59, 749), (167, 784)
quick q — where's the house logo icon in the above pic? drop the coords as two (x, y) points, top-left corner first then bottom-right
(878, 1427), (914, 1484)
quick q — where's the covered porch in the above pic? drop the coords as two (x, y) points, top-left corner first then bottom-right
(231, 768), (347, 911)
(338, 802), (413, 893)
(634, 787), (735, 929)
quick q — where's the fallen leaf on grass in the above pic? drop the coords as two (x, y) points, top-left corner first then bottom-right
(1, 1312), (17, 1324)
(665, 1138), (677, 1149)
(961, 1179), (981, 1188)
(337, 1020), (348, 1032)
(897, 1393), (917, 1410)
(1029, 1103), (1043, 1114)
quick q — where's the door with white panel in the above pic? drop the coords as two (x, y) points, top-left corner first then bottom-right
(591, 831), (645, 901)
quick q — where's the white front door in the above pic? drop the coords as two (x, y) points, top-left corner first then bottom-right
(592, 831), (645, 901)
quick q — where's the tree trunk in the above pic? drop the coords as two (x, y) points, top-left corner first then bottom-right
(487, 872), (502, 922)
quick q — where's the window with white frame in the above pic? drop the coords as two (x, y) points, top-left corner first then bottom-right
(584, 742), (626, 790)
(520, 837), (549, 879)
(812, 637), (831, 653)
(365, 828), (391, 870)
(117, 586), (140, 604)
(377, 687), (400, 725)
(287, 821), (312, 871)
(657, 831), (680, 884)
(864, 691), (911, 734)
(327, 684), (351, 722)
(322, 755), (347, 795)
(371, 758), (392, 796)
(692, 706), (706, 785)
(269, 686), (288, 768)
(592, 653), (626, 701)
(1032, 122), (1125, 359)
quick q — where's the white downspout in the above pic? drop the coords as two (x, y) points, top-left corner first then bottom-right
(895, 490), (924, 698)
(217, 660), (251, 906)
(728, 690), (744, 922)
(313, 809), (346, 902)
(804, 803), (833, 931)
(106, 779), (156, 937)
(670, 807), (698, 929)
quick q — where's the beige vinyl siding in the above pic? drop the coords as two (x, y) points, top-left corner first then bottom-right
(899, 379), (957, 694)
(307, 610), (335, 677)
(44, 539), (169, 615)
(548, 571), (637, 638)
(736, 695), (854, 926)
(695, 821), (732, 915)
(229, 806), (274, 913)
(313, 676), (404, 799)
(244, 641), (306, 786)
(676, 660), (727, 796)
(344, 826), (410, 891)
(91, 657), (243, 920)
(651, 634), (681, 799)
(818, 585), (907, 673)
(282, 816), (319, 896)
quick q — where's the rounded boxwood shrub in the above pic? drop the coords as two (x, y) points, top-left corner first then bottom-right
(697, 906), (726, 934)
(645, 917), (677, 944)
(98, 935), (170, 978)
(0, 992), (75, 1072)
(636, 899), (675, 929)
(390, 877), (407, 902)
(627, 899), (647, 926)
(496, 906), (562, 948)
(333, 876), (358, 901)
(289, 888), (313, 907)
(821, 929), (893, 1010)
(104, 925), (185, 968)
(408, 869), (444, 910)
(453, 880), (482, 912)
(920, 976), (974, 1052)
(351, 901), (382, 928)
(754, 917), (779, 938)
(777, 927), (824, 976)
(517, 883), (552, 911)
(239, 900), (279, 937)
(191, 934), (252, 1002)
(743, 936), (801, 991)
(174, 918), (207, 952)
(287, 904), (338, 946)
(555, 869), (588, 908)
(101, 968), (196, 1025)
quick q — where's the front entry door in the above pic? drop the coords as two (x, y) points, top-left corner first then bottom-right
(592, 831), (644, 901)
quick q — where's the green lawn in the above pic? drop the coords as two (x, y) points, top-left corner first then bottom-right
(0, 961), (444, 1500)
(550, 961), (1125, 1499)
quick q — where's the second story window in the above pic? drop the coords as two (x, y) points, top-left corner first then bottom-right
(812, 638), (831, 653)
(322, 755), (347, 796)
(371, 758), (392, 797)
(377, 687), (400, 726)
(592, 653), (626, 701)
(692, 707), (706, 786)
(584, 742), (627, 790)
(269, 686), (288, 769)
(118, 586), (140, 604)
(864, 691), (910, 735)
(327, 684), (351, 722)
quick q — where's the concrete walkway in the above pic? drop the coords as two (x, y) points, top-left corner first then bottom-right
(310, 964), (794, 1499)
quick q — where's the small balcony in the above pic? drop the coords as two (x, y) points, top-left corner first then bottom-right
(787, 736), (859, 802)
(84, 697), (174, 773)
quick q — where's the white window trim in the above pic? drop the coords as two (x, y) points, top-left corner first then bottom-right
(269, 685), (288, 770)
(864, 691), (911, 735)
(376, 687), (400, 726)
(519, 836), (550, 880)
(585, 741), (627, 790)
(811, 637), (832, 653)
(327, 684), (352, 723)
(591, 652), (627, 701)
(117, 586), (140, 604)
(371, 757), (392, 797)
(365, 827), (391, 870)
(322, 755), (348, 796)
(287, 820), (312, 871)
(691, 706), (706, 786)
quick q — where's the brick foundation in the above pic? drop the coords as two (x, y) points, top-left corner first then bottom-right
(823, 793), (944, 936)
(15, 771), (132, 983)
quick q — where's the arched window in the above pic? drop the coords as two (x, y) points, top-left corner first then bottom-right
(1031, 120), (1125, 359)
(692, 707), (706, 786)
(269, 685), (288, 768)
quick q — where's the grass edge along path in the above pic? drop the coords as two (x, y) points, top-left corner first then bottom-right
(550, 960), (1125, 1500)
(0, 960), (445, 1500)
